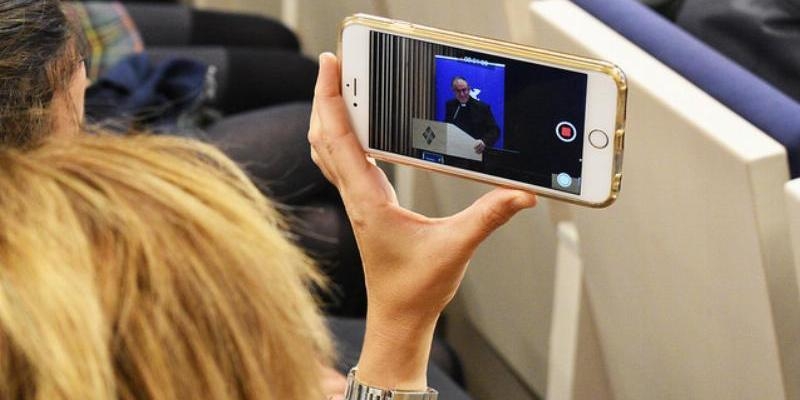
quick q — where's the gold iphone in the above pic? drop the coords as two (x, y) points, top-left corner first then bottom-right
(339, 14), (626, 207)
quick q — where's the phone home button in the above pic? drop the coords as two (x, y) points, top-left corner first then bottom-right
(589, 129), (609, 149)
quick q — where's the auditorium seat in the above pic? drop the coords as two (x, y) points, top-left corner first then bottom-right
(540, 1), (798, 398)
(394, 0), (800, 398)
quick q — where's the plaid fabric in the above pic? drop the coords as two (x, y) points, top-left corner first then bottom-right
(62, 2), (145, 81)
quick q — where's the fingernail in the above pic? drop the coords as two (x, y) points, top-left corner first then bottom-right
(319, 52), (334, 64)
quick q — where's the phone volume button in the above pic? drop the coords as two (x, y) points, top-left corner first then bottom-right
(612, 173), (623, 192)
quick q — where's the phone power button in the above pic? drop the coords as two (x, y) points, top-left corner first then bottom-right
(588, 129), (609, 149)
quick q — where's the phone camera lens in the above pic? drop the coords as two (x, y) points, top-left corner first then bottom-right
(353, 103), (358, 107)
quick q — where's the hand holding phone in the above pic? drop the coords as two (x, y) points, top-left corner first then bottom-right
(474, 139), (486, 154)
(339, 14), (627, 207)
(309, 52), (537, 390)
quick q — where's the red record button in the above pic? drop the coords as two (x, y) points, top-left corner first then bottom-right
(555, 121), (578, 143)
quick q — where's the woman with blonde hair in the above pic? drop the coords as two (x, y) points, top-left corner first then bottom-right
(0, 52), (536, 399)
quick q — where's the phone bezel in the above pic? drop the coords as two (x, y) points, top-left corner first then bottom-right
(339, 14), (626, 207)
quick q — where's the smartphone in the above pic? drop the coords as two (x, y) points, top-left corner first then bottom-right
(339, 14), (626, 207)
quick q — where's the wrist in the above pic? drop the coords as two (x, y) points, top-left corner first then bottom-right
(356, 310), (439, 390)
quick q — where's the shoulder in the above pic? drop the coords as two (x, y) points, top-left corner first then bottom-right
(470, 98), (490, 111)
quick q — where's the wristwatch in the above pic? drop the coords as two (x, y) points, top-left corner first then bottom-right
(344, 367), (439, 400)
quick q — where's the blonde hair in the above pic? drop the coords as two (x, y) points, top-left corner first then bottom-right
(0, 133), (332, 399)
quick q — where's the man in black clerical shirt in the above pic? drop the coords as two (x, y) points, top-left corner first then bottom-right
(444, 76), (500, 155)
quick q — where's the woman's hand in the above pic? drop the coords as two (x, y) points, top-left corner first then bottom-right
(308, 53), (536, 390)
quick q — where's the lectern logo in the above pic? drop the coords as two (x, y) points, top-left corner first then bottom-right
(423, 126), (436, 145)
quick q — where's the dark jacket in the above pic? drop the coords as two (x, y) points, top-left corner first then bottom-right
(444, 97), (500, 146)
(676, 0), (800, 102)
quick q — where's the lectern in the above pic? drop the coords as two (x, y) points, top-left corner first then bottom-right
(411, 118), (482, 162)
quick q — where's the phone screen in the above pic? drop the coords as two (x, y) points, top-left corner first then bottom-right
(369, 31), (588, 194)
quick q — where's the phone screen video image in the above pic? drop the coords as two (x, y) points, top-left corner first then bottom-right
(369, 31), (587, 194)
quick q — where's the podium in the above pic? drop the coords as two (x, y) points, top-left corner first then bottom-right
(411, 118), (482, 162)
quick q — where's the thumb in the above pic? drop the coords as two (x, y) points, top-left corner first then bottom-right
(448, 188), (537, 248)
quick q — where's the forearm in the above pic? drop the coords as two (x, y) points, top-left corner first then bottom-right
(355, 310), (439, 391)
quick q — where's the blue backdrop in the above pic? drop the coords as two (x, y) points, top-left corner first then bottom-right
(435, 55), (506, 148)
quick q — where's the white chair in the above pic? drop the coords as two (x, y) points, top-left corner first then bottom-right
(529, 2), (800, 399)
(396, 1), (798, 398)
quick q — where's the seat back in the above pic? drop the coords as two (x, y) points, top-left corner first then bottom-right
(570, 0), (800, 177)
(526, 1), (799, 398)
